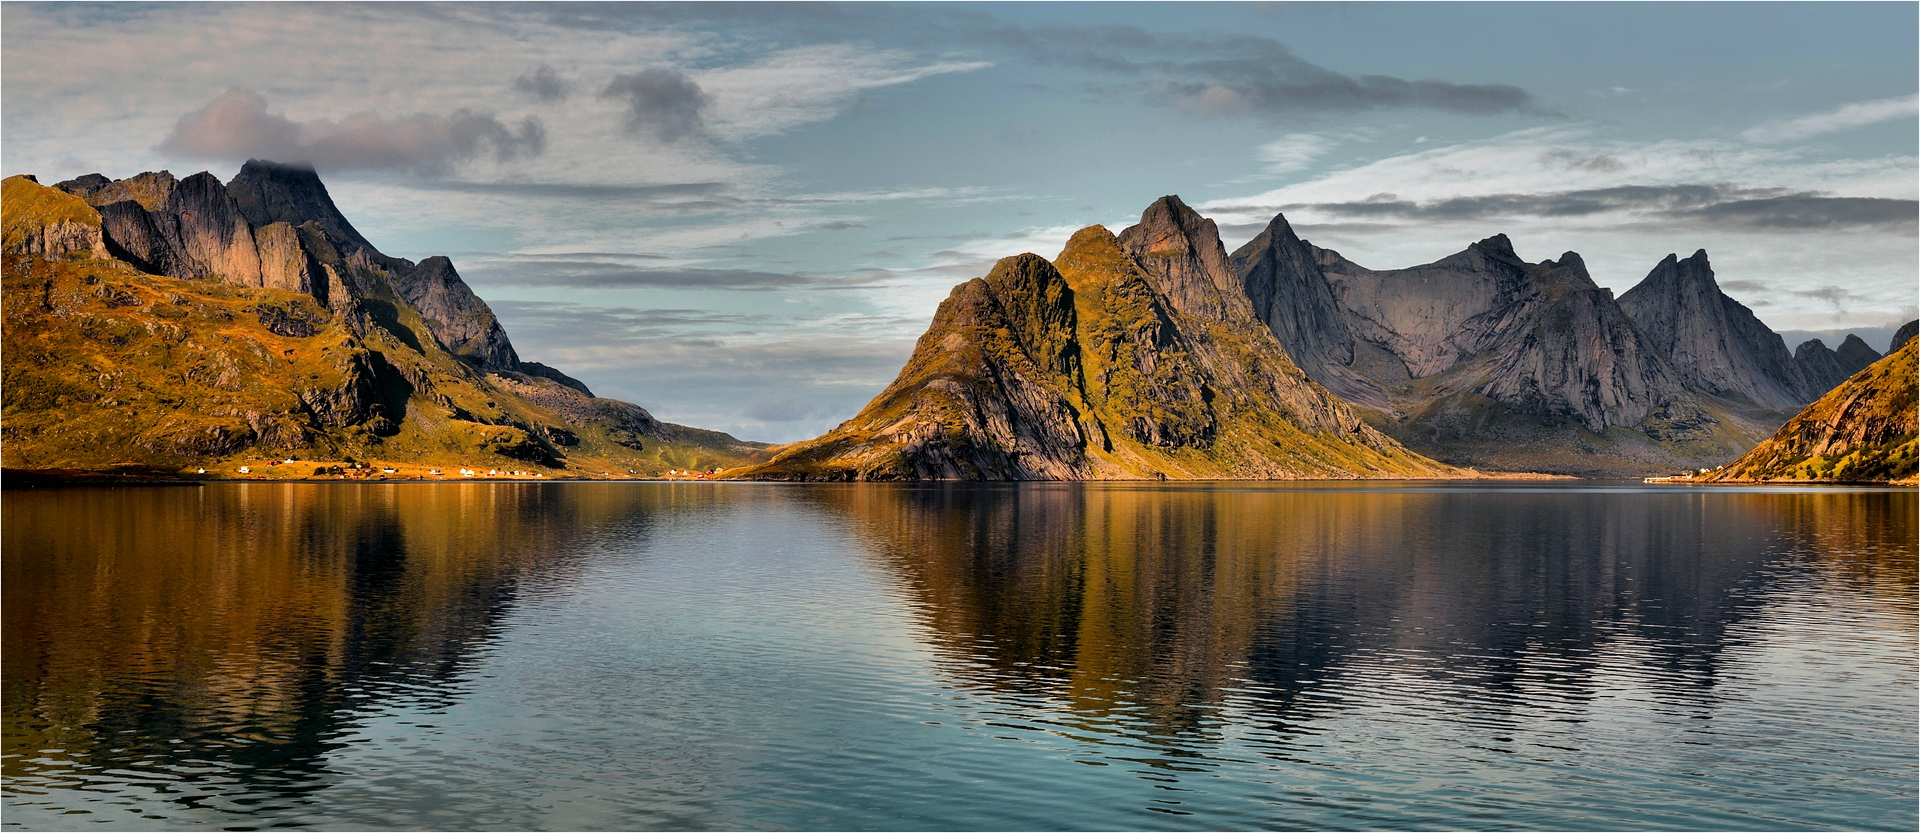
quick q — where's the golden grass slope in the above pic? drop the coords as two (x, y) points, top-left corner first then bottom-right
(1706, 337), (1917, 484)
(1, 175), (768, 479)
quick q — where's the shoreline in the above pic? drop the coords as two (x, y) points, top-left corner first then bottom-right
(9, 466), (1910, 488)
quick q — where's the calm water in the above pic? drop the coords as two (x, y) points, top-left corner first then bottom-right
(2, 482), (1914, 830)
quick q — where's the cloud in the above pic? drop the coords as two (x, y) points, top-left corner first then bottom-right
(1257, 133), (1335, 175)
(601, 69), (710, 142)
(464, 259), (819, 290)
(156, 89), (545, 176)
(513, 64), (573, 102)
(1293, 185), (1918, 231)
(987, 26), (1541, 118)
(1743, 94), (1919, 143)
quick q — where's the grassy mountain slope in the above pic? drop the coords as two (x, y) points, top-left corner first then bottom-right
(1, 174), (767, 479)
(1705, 338), (1917, 484)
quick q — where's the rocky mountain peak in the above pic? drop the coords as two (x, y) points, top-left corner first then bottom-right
(1231, 211), (1382, 407)
(226, 159), (373, 254)
(1893, 319), (1918, 352)
(1618, 249), (1808, 409)
(1475, 233), (1519, 261)
(58, 171), (179, 211)
(1116, 194), (1250, 323)
(1836, 333), (1882, 366)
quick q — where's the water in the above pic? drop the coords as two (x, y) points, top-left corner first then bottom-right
(3, 481), (1914, 830)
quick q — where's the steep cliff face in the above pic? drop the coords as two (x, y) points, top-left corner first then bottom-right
(1794, 334), (1884, 395)
(740, 197), (1453, 481)
(1231, 214), (1383, 407)
(1615, 250), (1809, 408)
(226, 159), (375, 254)
(392, 256), (521, 371)
(0, 176), (110, 260)
(1474, 254), (1695, 432)
(1316, 234), (1541, 378)
(1707, 338), (1917, 483)
(2, 172), (768, 476)
(1234, 215), (1764, 476)
(59, 170), (267, 287)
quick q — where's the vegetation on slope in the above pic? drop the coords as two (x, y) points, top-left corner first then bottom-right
(2, 174), (767, 479)
(1705, 338), (1918, 484)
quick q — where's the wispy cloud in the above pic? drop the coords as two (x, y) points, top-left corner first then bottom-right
(1292, 185), (1916, 231)
(1256, 133), (1336, 175)
(1743, 94), (1919, 143)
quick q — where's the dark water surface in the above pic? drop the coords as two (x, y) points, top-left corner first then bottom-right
(3, 482), (1914, 830)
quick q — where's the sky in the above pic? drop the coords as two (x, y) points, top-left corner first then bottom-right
(5, 2), (1916, 442)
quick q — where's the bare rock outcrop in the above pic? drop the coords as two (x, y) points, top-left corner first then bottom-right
(1794, 334), (1884, 396)
(1616, 250), (1809, 408)
(1892, 320), (1919, 352)
(1232, 213), (1383, 407)
(392, 256), (520, 370)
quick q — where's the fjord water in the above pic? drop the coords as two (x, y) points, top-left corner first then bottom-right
(3, 483), (1913, 830)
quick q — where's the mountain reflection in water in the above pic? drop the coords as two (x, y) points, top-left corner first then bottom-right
(4, 482), (1914, 830)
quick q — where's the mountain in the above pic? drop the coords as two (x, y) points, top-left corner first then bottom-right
(738, 197), (1454, 481)
(1793, 334), (1884, 394)
(1235, 220), (1768, 476)
(1615, 250), (1814, 408)
(2, 167), (768, 478)
(1893, 320), (1919, 352)
(1705, 337), (1917, 484)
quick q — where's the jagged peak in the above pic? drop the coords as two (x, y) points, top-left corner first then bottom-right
(1054, 224), (1139, 293)
(1474, 233), (1518, 260)
(1125, 194), (1217, 250)
(227, 159), (373, 254)
(1635, 247), (1720, 297)
(57, 170), (179, 212)
(1260, 211), (1301, 240)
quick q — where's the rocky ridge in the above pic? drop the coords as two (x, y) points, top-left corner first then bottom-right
(2, 169), (767, 476)
(738, 197), (1454, 481)
(1233, 213), (1892, 476)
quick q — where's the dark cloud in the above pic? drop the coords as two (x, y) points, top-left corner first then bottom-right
(466, 260), (814, 290)
(157, 89), (545, 177)
(513, 64), (573, 102)
(981, 26), (1541, 117)
(1290, 185), (1919, 231)
(601, 69), (710, 142)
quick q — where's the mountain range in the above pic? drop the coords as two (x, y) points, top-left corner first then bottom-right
(1, 163), (767, 478)
(756, 196), (1908, 480)
(4, 167), (1909, 482)
(740, 198), (1452, 480)
(1233, 213), (1896, 476)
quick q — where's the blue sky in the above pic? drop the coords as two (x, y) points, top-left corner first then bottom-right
(5, 2), (1915, 441)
